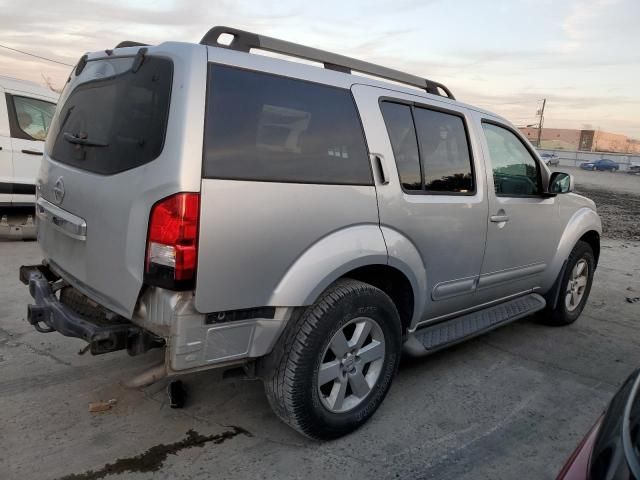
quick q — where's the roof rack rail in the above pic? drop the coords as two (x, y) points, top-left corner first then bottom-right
(200, 26), (455, 100)
(115, 41), (149, 49)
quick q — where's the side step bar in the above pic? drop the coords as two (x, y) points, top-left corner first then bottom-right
(404, 293), (546, 357)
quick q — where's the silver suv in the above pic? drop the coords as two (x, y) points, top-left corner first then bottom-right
(19, 26), (602, 439)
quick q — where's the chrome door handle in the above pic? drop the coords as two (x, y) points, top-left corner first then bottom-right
(490, 214), (509, 223)
(370, 154), (389, 185)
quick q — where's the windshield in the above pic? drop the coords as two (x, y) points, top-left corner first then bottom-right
(46, 54), (173, 175)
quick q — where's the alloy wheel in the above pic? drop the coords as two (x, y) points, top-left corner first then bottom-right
(317, 317), (385, 413)
(565, 259), (589, 312)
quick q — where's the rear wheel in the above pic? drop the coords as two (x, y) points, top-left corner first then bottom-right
(541, 241), (595, 326)
(262, 279), (402, 440)
(592, 166), (597, 171)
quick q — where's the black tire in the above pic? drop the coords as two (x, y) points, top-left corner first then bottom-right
(261, 278), (402, 440)
(540, 241), (595, 326)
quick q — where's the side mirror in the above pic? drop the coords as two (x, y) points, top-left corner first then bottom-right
(548, 172), (574, 194)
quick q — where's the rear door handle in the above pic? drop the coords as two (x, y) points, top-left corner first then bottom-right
(21, 149), (43, 156)
(371, 154), (389, 185)
(490, 214), (509, 223)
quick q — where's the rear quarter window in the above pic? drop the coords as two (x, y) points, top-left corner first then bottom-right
(203, 65), (372, 185)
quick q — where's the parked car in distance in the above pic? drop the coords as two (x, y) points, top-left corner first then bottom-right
(0, 76), (58, 207)
(540, 152), (560, 166)
(19, 26), (602, 440)
(580, 159), (620, 172)
(628, 164), (640, 176)
(556, 368), (640, 480)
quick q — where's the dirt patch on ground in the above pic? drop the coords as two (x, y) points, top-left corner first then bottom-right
(576, 186), (640, 241)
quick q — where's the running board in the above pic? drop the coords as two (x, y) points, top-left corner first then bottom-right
(404, 293), (546, 357)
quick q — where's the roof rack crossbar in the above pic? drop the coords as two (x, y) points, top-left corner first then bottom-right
(199, 26), (455, 100)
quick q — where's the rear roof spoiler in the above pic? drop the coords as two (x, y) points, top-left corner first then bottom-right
(114, 41), (149, 49)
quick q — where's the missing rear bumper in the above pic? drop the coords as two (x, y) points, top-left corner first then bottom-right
(20, 264), (164, 356)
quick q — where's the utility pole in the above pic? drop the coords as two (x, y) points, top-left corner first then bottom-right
(536, 98), (546, 148)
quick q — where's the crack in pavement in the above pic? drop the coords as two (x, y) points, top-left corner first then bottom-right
(55, 427), (251, 480)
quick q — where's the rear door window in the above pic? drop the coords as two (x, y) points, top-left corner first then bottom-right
(380, 102), (421, 190)
(203, 65), (372, 185)
(47, 55), (173, 175)
(380, 100), (474, 194)
(413, 107), (474, 193)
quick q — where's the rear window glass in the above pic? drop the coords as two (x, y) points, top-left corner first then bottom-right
(47, 55), (173, 175)
(203, 64), (372, 185)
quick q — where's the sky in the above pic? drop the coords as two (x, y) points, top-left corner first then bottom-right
(1, 0), (638, 138)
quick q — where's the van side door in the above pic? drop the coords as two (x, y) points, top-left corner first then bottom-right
(475, 117), (561, 303)
(5, 92), (55, 204)
(352, 84), (489, 324)
(0, 88), (13, 205)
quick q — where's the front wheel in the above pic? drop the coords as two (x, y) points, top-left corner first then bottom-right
(541, 241), (595, 326)
(592, 166), (597, 171)
(262, 279), (402, 440)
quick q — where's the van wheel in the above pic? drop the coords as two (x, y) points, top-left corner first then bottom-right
(541, 241), (595, 326)
(262, 279), (402, 440)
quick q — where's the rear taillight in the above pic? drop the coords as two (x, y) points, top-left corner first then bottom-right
(144, 192), (200, 290)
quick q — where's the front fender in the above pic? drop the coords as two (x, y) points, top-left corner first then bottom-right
(268, 224), (388, 307)
(543, 204), (602, 289)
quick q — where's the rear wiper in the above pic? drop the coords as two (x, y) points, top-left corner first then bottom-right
(63, 132), (108, 148)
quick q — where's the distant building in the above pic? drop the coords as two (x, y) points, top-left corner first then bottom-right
(518, 127), (640, 154)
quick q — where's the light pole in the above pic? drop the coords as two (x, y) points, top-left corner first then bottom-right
(536, 98), (546, 148)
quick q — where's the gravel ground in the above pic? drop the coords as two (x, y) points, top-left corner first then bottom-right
(554, 166), (640, 242)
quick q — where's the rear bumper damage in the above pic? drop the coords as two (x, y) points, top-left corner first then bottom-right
(19, 264), (164, 356)
(19, 263), (293, 385)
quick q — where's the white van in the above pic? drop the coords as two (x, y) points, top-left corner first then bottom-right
(0, 76), (58, 206)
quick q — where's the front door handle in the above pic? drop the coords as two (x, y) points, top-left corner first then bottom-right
(21, 149), (43, 156)
(490, 214), (509, 223)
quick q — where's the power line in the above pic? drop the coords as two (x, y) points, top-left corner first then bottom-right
(0, 43), (73, 67)
(473, 100), (541, 107)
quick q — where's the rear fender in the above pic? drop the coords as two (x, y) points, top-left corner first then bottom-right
(268, 224), (388, 307)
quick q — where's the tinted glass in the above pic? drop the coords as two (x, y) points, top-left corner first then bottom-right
(380, 102), (421, 190)
(482, 122), (541, 196)
(413, 107), (473, 193)
(48, 56), (173, 175)
(203, 65), (371, 185)
(12, 96), (56, 141)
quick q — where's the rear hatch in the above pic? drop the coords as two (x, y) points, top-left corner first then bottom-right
(37, 43), (206, 318)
